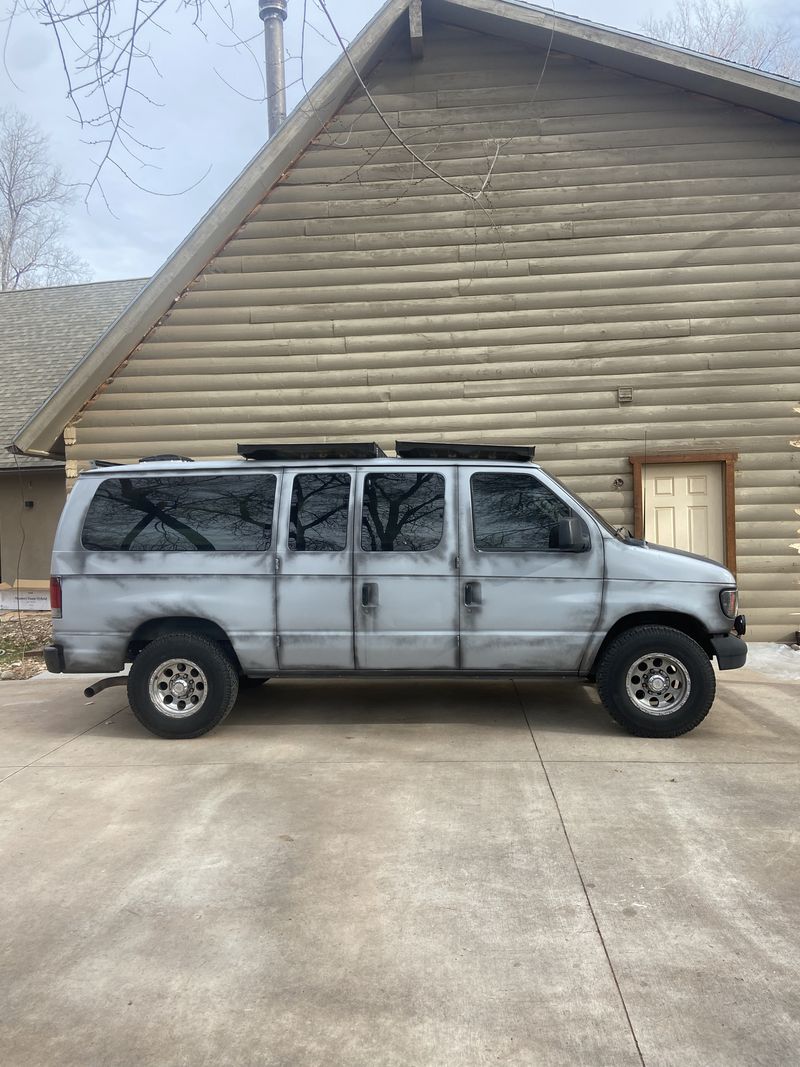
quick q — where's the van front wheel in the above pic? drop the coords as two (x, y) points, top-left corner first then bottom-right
(128, 633), (239, 738)
(596, 626), (715, 737)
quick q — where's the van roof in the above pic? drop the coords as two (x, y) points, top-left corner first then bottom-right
(80, 456), (544, 477)
(81, 440), (540, 475)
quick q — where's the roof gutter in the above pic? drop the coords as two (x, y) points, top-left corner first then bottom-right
(6, 442), (53, 459)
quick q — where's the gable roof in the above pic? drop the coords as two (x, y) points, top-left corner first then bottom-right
(0, 278), (146, 468)
(11, 0), (800, 460)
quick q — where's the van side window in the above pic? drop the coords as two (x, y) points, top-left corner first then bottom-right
(471, 472), (573, 551)
(81, 475), (276, 551)
(361, 472), (445, 552)
(289, 473), (351, 551)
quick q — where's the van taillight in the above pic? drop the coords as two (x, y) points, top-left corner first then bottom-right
(50, 576), (62, 618)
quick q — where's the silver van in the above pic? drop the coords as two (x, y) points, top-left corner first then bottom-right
(44, 441), (747, 739)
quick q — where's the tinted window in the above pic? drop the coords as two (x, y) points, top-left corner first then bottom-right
(82, 475), (276, 551)
(289, 473), (351, 551)
(361, 472), (445, 552)
(471, 472), (573, 551)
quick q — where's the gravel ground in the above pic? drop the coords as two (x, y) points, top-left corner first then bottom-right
(0, 612), (52, 680)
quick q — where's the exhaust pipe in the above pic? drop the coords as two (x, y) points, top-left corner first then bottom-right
(259, 0), (288, 137)
(84, 675), (128, 698)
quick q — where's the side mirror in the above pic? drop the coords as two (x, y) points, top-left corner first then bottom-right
(549, 517), (590, 552)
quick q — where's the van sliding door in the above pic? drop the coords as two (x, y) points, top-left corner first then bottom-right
(275, 469), (355, 670)
(353, 467), (458, 670)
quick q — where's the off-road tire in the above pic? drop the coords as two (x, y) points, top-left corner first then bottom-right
(596, 625), (715, 738)
(127, 632), (239, 739)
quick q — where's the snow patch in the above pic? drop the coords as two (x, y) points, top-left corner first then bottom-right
(745, 643), (800, 681)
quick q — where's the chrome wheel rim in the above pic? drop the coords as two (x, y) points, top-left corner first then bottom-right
(148, 658), (208, 718)
(625, 652), (691, 716)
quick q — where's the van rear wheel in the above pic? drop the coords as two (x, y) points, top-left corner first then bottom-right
(128, 633), (239, 738)
(596, 626), (715, 737)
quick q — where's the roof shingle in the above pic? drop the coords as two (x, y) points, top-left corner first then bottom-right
(0, 278), (146, 469)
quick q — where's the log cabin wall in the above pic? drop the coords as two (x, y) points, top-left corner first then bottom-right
(67, 22), (800, 639)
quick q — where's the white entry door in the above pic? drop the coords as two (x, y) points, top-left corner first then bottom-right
(643, 462), (725, 564)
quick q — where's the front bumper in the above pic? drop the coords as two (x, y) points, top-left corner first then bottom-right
(711, 634), (747, 671)
(43, 644), (65, 674)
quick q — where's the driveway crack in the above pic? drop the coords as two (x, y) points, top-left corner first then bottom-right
(0, 701), (130, 787)
(513, 679), (647, 1067)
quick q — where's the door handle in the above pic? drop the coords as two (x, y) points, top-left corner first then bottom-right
(464, 581), (481, 608)
(361, 582), (378, 610)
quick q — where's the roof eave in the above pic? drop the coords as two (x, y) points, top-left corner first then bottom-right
(430, 0), (800, 120)
(12, 0), (412, 459)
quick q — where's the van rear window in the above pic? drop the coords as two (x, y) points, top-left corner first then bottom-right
(82, 475), (277, 551)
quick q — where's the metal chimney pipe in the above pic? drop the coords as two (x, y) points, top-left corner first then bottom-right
(259, 0), (288, 137)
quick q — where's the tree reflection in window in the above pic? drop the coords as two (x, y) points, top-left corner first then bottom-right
(82, 476), (276, 551)
(361, 472), (445, 551)
(471, 472), (572, 551)
(289, 473), (351, 551)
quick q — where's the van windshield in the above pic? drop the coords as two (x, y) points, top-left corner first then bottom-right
(545, 474), (627, 540)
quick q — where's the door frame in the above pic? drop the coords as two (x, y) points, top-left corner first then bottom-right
(628, 451), (738, 575)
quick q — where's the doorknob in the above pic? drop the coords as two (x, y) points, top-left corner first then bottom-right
(464, 581), (481, 607)
(361, 582), (378, 610)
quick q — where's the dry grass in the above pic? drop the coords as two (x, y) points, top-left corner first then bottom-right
(0, 612), (52, 680)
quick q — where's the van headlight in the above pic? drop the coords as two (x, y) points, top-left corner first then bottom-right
(719, 589), (738, 618)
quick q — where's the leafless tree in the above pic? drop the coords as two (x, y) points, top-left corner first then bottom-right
(4, 0), (274, 203)
(3, 0), (520, 211)
(643, 0), (800, 77)
(0, 107), (89, 289)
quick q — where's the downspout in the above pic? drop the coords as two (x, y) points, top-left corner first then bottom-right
(259, 0), (288, 137)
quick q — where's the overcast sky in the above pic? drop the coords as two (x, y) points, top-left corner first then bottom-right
(1, 0), (795, 282)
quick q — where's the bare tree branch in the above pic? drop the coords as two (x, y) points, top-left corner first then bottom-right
(0, 106), (90, 289)
(643, 0), (800, 77)
(1, 0), (557, 215)
(4, 0), (239, 200)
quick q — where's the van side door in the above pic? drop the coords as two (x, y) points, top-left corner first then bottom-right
(275, 468), (355, 669)
(458, 467), (603, 672)
(353, 466), (458, 669)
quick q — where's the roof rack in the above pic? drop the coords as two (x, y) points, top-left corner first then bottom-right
(395, 441), (535, 463)
(138, 454), (194, 463)
(237, 442), (386, 461)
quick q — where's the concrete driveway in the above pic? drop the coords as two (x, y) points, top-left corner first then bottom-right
(1, 669), (798, 1067)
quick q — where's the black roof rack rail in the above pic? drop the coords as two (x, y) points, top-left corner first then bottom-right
(91, 459), (120, 468)
(395, 441), (535, 462)
(138, 454), (194, 463)
(238, 442), (386, 461)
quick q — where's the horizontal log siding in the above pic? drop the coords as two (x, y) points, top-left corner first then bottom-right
(70, 22), (800, 640)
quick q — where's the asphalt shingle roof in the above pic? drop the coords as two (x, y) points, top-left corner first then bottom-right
(0, 278), (147, 469)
